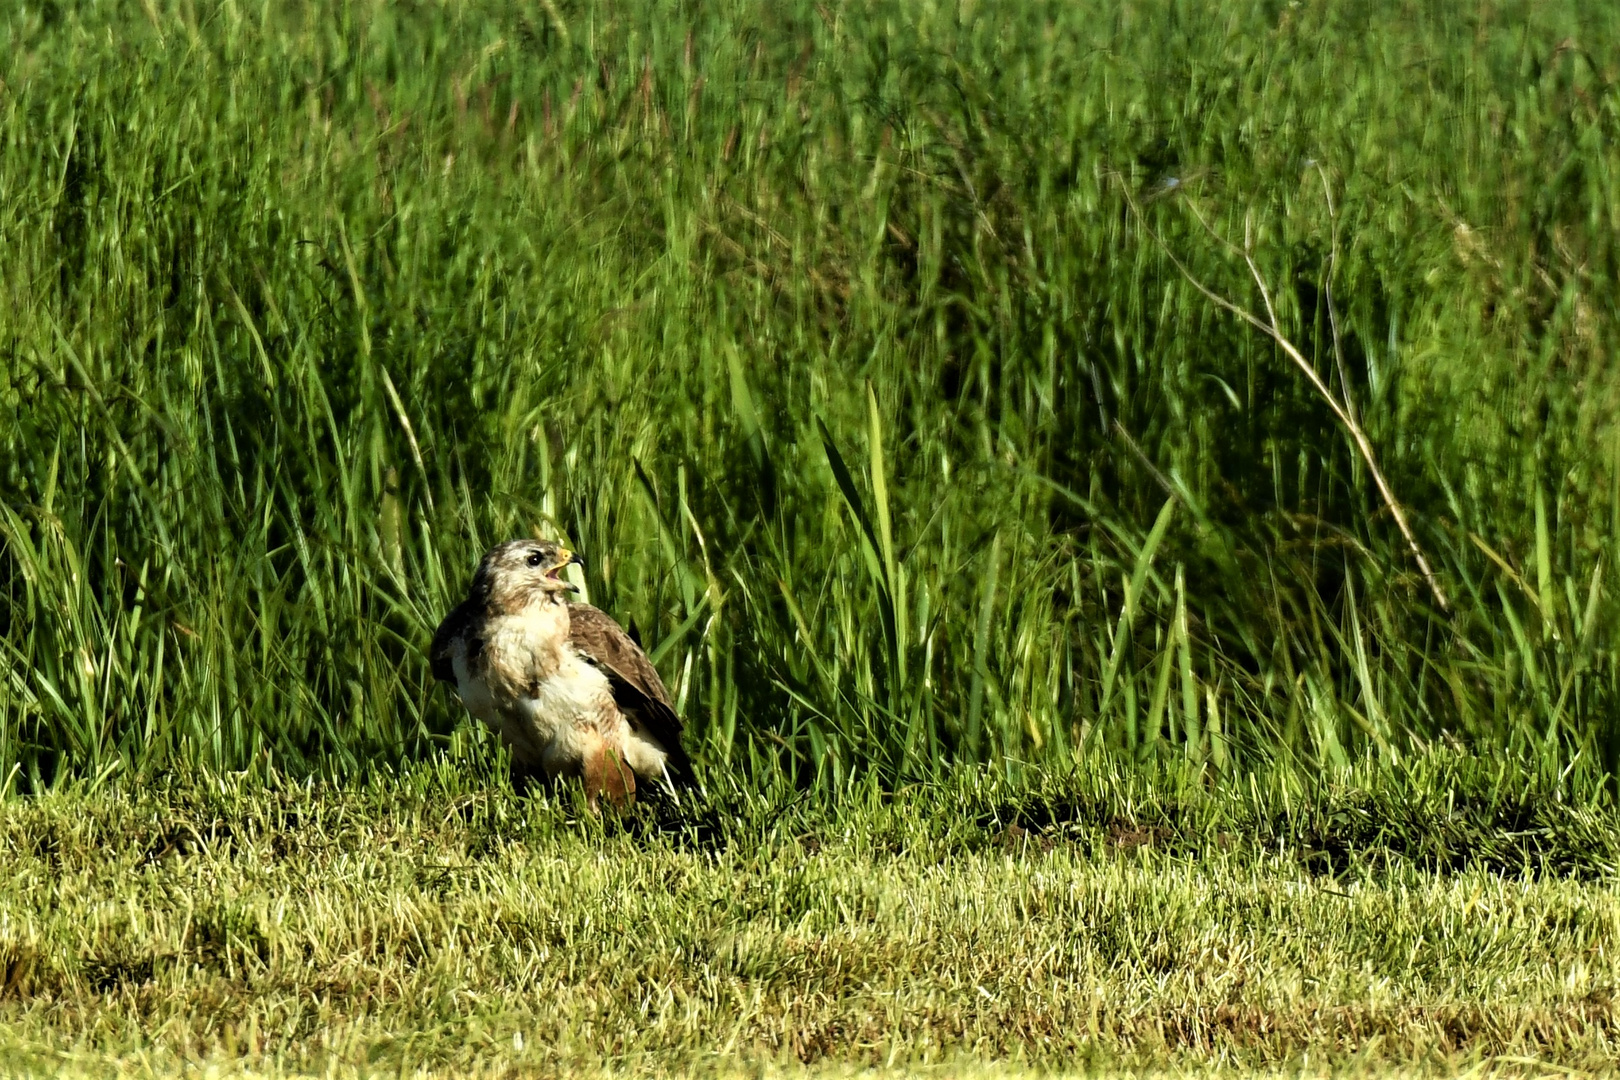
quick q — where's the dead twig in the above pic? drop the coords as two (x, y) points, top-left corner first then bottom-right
(1119, 174), (1451, 613)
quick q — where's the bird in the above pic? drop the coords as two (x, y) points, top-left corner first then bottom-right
(430, 538), (696, 812)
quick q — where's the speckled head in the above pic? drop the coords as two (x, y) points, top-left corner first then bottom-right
(469, 539), (584, 613)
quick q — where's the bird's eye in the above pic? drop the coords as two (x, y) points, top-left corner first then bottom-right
(526, 550), (545, 567)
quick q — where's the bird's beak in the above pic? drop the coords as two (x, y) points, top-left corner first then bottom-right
(554, 549), (584, 593)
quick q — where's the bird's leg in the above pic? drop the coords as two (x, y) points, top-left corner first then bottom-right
(582, 742), (636, 814)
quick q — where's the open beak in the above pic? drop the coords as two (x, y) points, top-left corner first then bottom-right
(554, 549), (584, 593)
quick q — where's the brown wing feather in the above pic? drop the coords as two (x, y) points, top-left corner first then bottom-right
(567, 603), (696, 788)
(430, 600), (479, 684)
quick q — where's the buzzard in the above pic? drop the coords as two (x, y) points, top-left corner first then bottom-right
(430, 539), (695, 811)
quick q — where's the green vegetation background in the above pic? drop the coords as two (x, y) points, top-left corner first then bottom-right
(4, 0), (1620, 800)
(5, 4), (1620, 1073)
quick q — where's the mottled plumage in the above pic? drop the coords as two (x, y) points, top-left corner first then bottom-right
(430, 539), (695, 811)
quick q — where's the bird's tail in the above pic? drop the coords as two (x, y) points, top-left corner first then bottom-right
(657, 746), (701, 802)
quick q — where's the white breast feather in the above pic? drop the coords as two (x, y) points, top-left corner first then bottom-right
(451, 605), (621, 771)
(519, 654), (615, 772)
(449, 603), (676, 786)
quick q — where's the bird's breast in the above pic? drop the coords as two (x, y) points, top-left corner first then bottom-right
(449, 604), (614, 765)
(450, 608), (555, 713)
(519, 653), (615, 734)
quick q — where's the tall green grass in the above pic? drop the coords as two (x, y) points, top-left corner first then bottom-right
(2, 0), (1619, 795)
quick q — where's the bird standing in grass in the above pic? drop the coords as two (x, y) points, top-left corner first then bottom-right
(430, 539), (695, 812)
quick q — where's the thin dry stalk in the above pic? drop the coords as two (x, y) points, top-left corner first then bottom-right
(1120, 177), (1451, 613)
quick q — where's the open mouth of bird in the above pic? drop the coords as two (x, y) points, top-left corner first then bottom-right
(546, 549), (582, 580)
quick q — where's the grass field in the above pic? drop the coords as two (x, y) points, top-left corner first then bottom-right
(4, 0), (1620, 1073)
(0, 765), (1617, 1077)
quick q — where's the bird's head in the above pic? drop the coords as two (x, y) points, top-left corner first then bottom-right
(470, 539), (584, 612)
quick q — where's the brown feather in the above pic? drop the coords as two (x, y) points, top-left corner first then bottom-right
(582, 742), (637, 812)
(430, 599), (481, 684)
(567, 603), (697, 788)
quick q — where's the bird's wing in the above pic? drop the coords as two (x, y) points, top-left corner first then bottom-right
(430, 600), (479, 684)
(567, 603), (696, 788)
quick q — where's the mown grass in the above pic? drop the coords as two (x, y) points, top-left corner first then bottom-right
(0, 765), (1615, 1077)
(5, 0), (1620, 795)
